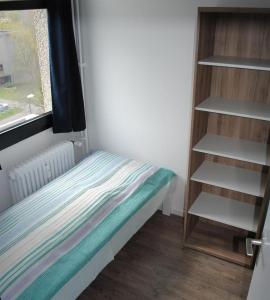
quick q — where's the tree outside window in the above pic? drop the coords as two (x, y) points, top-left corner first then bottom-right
(0, 9), (51, 132)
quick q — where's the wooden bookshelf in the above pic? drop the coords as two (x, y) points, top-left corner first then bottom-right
(186, 219), (252, 267)
(196, 97), (270, 122)
(189, 192), (259, 232)
(198, 56), (270, 71)
(193, 134), (270, 166)
(184, 7), (270, 268)
(191, 161), (266, 197)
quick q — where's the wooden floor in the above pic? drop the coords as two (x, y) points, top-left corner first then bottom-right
(78, 212), (252, 300)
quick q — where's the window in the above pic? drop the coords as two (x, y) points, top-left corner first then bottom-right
(0, 8), (52, 134)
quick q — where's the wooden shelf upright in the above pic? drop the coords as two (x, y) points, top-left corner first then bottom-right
(184, 7), (270, 268)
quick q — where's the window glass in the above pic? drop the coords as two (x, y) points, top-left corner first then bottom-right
(0, 9), (51, 132)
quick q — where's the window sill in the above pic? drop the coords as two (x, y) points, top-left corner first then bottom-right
(0, 112), (52, 151)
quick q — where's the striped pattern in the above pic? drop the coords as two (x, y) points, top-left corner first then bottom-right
(9, 141), (75, 204)
(0, 151), (174, 300)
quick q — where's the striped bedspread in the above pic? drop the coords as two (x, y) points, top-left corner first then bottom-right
(0, 151), (175, 300)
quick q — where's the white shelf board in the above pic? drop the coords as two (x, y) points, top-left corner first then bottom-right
(193, 134), (270, 166)
(196, 97), (270, 121)
(191, 161), (265, 197)
(198, 56), (270, 71)
(189, 192), (259, 232)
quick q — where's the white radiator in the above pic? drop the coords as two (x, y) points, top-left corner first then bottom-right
(9, 141), (75, 204)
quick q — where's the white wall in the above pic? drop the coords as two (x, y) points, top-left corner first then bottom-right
(0, 129), (70, 212)
(80, 0), (270, 215)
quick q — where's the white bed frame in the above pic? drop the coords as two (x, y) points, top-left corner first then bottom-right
(53, 183), (172, 300)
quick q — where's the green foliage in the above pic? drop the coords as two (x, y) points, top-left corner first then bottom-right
(0, 11), (42, 91)
(0, 84), (43, 105)
(0, 107), (22, 121)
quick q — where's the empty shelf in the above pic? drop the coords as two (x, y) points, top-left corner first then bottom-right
(189, 192), (259, 232)
(193, 134), (270, 166)
(196, 97), (270, 121)
(198, 56), (270, 71)
(185, 220), (251, 267)
(191, 161), (265, 197)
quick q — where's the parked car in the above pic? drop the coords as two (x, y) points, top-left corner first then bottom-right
(0, 103), (8, 112)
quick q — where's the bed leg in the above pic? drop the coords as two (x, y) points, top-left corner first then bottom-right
(162, 179), (176, 216)
(162, 197), (171, 216)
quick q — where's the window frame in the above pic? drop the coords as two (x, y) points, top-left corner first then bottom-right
(0, 112), (52, 151)
(0, 0), (52, 150)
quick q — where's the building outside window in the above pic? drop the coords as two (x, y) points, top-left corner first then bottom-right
(0, 9), (51, 133)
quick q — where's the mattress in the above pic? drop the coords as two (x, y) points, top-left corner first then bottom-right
(53, 183), (170, 300)
(0, 151), (175, 300)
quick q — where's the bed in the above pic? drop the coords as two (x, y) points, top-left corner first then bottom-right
(0, 151), (175, 300)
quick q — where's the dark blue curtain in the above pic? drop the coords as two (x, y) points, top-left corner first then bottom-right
(47, 0), (86, 133)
